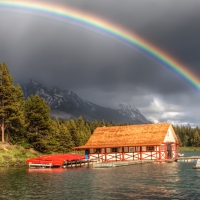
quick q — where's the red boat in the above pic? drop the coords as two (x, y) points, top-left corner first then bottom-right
(26, 154), (87, 168)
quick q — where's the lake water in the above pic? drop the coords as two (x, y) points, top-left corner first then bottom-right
(0, 151), (200, 200)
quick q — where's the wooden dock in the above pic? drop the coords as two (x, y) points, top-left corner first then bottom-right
(175, 156), (200, 162)
(92, 160), (154, 168)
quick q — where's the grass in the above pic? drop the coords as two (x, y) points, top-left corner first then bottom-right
(0, 142), (41, 167)
(179, 146), (200, 151)
(0, 143), (83, 167)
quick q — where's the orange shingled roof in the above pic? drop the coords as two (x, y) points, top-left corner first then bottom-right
(74, 123), (178, 149)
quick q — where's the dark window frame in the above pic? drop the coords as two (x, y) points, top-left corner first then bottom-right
(95, 148), (101, 153)
(147, 146), (155, 151)
(111, 147), (118, 153)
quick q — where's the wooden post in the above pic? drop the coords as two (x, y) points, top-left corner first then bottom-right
(140, 147), (142, 160)
(105, 152), (107, 162)
(165, 144), (167, 159)
(159, 146), (161, 160)
(122, 151), (125, 161)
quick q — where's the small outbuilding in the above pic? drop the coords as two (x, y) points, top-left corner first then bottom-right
(74, 123), (179, 161)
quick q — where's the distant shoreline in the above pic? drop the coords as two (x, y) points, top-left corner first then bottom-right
(179, 146), (200, 151)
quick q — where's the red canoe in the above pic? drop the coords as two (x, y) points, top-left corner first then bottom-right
(26, 154), (86, 168)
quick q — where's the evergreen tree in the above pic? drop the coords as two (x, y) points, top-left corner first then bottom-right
(185, 126), (193, 146)
(100, 120), (105, 127)
(66, 119), (79, 147)
(51, 119), (74, 153)
(0, 62), (25, 143)
(59, 122), (74, 152)
(24, 94), (52, 152)
(90, 120), (100, 134)
(191, 129), (200, 147)
(109, 120), (115, 126)
(76, 116), (91, 146)
(45, 119), (60, 153)
(181, 126), (189, 146)
(105, 121), (110, 126)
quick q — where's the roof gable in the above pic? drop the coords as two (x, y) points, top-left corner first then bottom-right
(75, 123), (178, 149)
(164, 124), (178, 143)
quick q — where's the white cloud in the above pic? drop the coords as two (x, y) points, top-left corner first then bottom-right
(140, 97), (186, 125)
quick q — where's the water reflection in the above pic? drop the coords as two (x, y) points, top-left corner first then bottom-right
(0, 152), (200, 199)
(27, 168), (65, 173)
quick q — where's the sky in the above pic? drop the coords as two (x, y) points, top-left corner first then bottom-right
(0, 0), (200, 127)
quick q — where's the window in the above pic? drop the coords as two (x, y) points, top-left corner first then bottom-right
(135, 147), (140, 152)
(118, 147), (122, 153)
(142, 146), (146, 151)
(147, 146), (155, 151)
(101, 148), (105, 153)
(129, 147), (135, 153)
(160, 145), (165, 151)
(95, 148), (100, 153)
(124, 147), (129, 153)
(111, 148), (118, 152)
(106, 148), (111, 153)
(90, 149), (94, 154)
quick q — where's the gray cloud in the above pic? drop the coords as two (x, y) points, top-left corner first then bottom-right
(0, 0), (200, 126)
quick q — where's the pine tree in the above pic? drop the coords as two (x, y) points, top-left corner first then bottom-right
(24, 94), (52, 152)
(7, 85), (26, 144)
(90, 120), (99, 134)
(60, 123), (74, 152)
(66, 119), (80, 147)
(100, 120), (105, 127)
(51, 119), (74, 153)
(191, 129), (200, 147)
(0, 62), (25, 143)
(76, 116), (91, 146)
(110, 121), (115, 126)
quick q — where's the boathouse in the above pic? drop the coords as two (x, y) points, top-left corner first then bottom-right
(74, 123), (179, 161)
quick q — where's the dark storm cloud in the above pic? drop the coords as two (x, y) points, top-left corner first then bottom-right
(0, 0), (200, 126)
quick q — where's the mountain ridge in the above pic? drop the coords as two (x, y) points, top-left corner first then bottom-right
(22, 80), (150, 124)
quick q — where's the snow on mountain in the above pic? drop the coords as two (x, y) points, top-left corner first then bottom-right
(22, 80), (150, 124)
(22, 79), (96, 112)
(118, 103), (149, 123)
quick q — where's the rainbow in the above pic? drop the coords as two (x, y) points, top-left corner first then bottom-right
(0, 0), (200, 91)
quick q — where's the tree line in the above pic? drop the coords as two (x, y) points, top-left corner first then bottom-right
(173, 125), (200, 147)
(0, 62), (199, 154)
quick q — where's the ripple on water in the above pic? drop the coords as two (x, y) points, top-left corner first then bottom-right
(0, 152), (200, 200)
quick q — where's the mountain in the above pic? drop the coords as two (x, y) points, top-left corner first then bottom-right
(22, 80), (150, 124)
(118, 103), (149, 123)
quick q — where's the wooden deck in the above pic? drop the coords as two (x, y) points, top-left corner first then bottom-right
(92, 160), (154, 168)
(175, 156), (200, 162)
